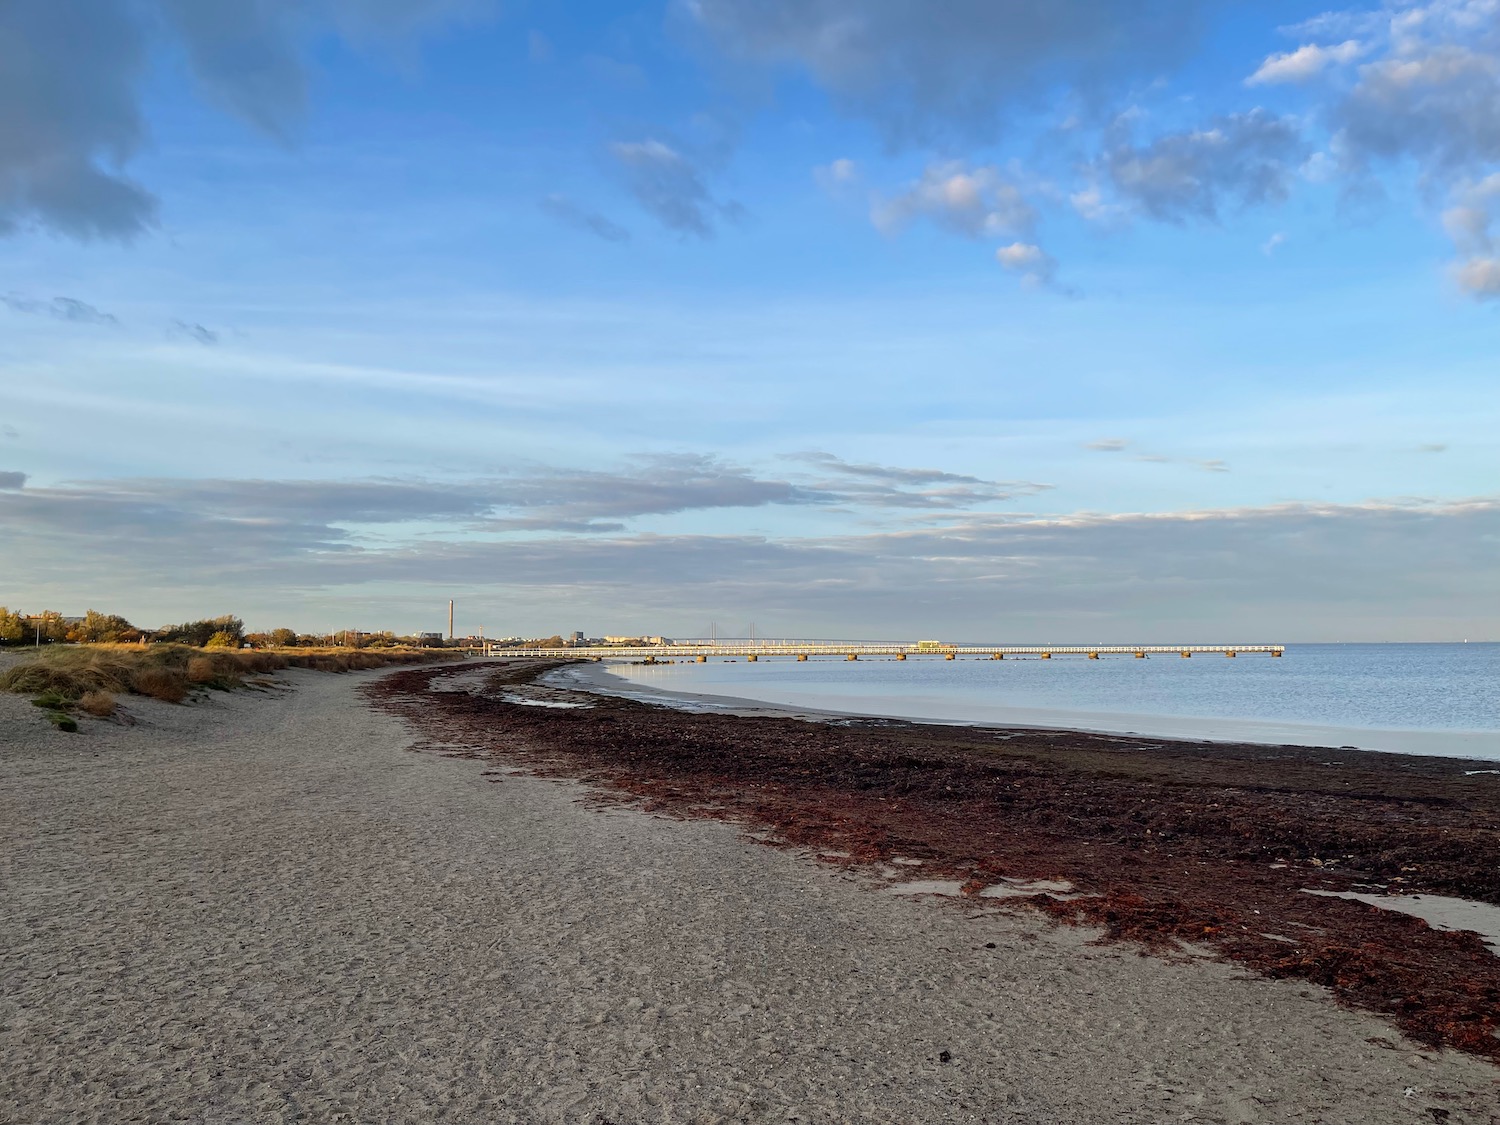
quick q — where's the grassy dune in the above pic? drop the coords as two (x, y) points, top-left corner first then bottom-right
(0, 644), (460, 719)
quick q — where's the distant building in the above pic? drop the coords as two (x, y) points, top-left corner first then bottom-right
(569, 631), (584, 645)
(419, 632), (444, 646)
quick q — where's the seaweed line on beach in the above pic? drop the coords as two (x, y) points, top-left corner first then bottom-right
(365, 660), (1500, 1063)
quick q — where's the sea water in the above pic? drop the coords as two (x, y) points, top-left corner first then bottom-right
(585, 643), (1500, 760)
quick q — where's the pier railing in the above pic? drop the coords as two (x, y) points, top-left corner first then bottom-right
(484, 642), (1285, 660)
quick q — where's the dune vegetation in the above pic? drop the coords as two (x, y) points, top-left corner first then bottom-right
(1, 643), (459, 724)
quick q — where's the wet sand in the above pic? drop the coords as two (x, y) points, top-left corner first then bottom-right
(3, 662), (1499, 1123)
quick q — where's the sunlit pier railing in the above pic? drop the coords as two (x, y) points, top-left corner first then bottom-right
(484, 641), (1285, 660)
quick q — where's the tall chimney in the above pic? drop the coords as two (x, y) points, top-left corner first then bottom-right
(448, 600), (454, 641)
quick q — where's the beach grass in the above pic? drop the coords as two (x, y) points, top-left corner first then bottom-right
(0, 643), (457, 711)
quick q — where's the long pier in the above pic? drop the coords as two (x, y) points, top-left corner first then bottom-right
(486, 642), (1284, 660)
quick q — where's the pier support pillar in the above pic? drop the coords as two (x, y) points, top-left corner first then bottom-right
(696, 655), (707, 663)
(1040, 652), (1051, 659)
(945, 652), (956, 660)
(1135, 652), (1146, 659)
(992, 653), (1003, 660)
(1272, 650), (1283, 657)
(1226, 650), (1236, 658)
(895, 653), (905, 660)
(747, 654), (758, 662)
(1088, 652), (1100, 660)
(1181, 651), (1191, 658)
(797, 654), (807, 662)
(847, 653), (858, 661)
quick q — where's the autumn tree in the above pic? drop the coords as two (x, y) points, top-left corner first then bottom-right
(72, 609), (139, 643)
(0, 607), (24, 645)
(29, 611), (68, 644)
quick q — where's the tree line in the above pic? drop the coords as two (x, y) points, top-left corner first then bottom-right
(0, 609), (448, 649)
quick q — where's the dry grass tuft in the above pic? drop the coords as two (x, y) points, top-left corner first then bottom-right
(186, 656), (219, 683)
(1, 642), (458, 709)
(77, 690), (117, 717)
(130, 667), (189, 704)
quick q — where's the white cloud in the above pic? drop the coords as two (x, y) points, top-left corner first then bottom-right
(1069, 184), (1128, 226)
(995, 241), (1056, 287)
(873, 161), (1036, 239)
(1442, 172), (1500, 296)
(814, 157), (860, 195)
(1262, 231), (1288, 255)
(1248, 39), (1363, 84)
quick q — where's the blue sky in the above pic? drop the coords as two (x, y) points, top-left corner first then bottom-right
(2, 0), (1498, 641)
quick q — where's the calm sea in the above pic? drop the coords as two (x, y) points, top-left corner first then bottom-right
(583, 643), (1500, 761)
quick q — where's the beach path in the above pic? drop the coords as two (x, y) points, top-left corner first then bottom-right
(2, 666), (1497, 1124)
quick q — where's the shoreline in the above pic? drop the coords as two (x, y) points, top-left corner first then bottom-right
(376, 659), (1500, 1064)
(553, 658), (1500, 761)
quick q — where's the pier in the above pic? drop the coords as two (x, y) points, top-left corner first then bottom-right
(485, 641), (1285, 660)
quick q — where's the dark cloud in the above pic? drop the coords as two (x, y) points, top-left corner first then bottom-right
(0, 471), (26, 490)
(479, 454), (820, 529)
(688, 0), (1220, 144)
(0, 0), (156, 240)
(1099, 109), (1307, 223)
(0, 426), (19, 441)
(791, 451), (1049, 508)
(3, 294), (119, 326)
(0, 0), (496, 242)
(5, 484), (1492, 640)
(169, 319), (220, 345)
(539, 194), (631, 242)
(608, 139), (741, 238)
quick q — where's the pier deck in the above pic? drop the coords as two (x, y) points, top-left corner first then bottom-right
(485, 643), (1285, 660)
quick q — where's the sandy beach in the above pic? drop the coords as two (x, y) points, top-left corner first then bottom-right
(3, 662), (1498, 1124)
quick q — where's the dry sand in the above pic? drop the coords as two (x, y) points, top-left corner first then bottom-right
(2, 664), (1497, 1124)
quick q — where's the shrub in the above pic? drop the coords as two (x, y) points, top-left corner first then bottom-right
(154, 615), (244, 648)
(78, 690), (117, 717)
(204, 631), (236, 649)
(30, 691), (72, 711)
(130, 667), (189, 703)
(47, 712), (78, 732)
(186, 655), (242, 690)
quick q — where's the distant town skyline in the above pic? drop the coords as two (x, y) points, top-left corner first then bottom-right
(3, 1), (1497, 642)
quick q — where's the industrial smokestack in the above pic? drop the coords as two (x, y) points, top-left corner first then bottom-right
(448, 600), (454, 641)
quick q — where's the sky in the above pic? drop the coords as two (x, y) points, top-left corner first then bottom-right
(2, 0), (1498, 642)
